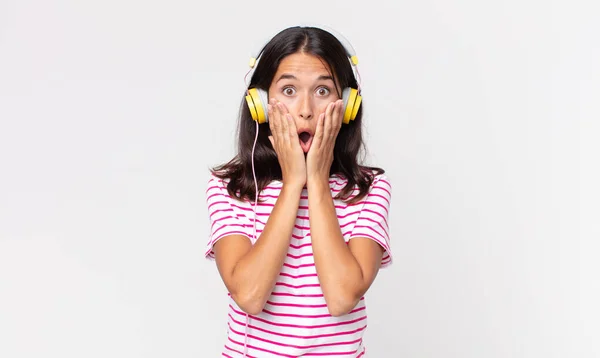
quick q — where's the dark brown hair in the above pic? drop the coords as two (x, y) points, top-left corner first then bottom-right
(210, 26), (384, 204)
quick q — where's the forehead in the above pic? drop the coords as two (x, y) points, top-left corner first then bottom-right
(274, 52), (332, 78)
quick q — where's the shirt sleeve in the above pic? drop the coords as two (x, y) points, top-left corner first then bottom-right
(348, 173), (393, 268)
(204, 175), (254, 260)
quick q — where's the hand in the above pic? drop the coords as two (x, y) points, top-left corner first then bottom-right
(306, 99), (344, 184)
(267, 99), (307, 188)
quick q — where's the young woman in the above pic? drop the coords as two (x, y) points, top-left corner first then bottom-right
(205, 25), (392, 358)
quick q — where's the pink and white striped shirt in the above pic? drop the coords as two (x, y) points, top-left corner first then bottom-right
(205, 172), (392, 357)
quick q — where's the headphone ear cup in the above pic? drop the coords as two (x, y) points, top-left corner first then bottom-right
(256, 89), (269, 123)
(245, 88), (269, 123)
(341, 87), (361, 124)
(351, 91), (362, 120)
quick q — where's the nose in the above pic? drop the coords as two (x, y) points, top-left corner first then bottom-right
(298, 94), (314, 120)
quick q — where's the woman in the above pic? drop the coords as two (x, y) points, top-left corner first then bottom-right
(205, 25), (392, 357)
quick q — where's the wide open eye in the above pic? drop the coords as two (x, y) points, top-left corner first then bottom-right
(282, 86), (296, 96)
(316, 86), (331, 96)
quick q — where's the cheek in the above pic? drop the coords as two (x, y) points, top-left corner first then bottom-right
(315, 101), (331, 114)
(276, 96), (295, 106)
(268, 91), (293, 106)
(274, 97), (296, 114)
(317, 93), (340, 112)
(267, 86), (282, 102)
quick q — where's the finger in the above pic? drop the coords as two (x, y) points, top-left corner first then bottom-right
(281, 102), (299, 141)
(333, 100), (343, 136)
(277, 102), (291, 145)
(277, 102), (300, 145)
(312, 113), (325, 150)
(267, 102), (275, 134)
(268, 135), (274, 149)
(323, 101), (334, 142)
(279, 102), (300, 146)
(286, 113), (300, 143)
(273, 99), (287, 141)
(279, 101), (290, 113)
(268, 98), (278, 136)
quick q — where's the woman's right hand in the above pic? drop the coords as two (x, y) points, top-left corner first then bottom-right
(267, 99), (307, 188)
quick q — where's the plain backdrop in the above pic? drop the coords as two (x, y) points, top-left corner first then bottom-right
(1, 0), (598, 357)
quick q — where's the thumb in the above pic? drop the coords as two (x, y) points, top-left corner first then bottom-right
(268, 135), (274, 148)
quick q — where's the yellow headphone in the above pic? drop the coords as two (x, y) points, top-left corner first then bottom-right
(245, 26), (362, 125)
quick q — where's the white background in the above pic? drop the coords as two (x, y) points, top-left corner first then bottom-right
(1, 0), (598, 357)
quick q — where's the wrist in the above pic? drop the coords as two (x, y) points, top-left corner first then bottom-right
(307, 174), (329, 185)
(307, 176), (331, 196)
(281, 181), (305, 194)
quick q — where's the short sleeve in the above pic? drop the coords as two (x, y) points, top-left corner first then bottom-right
(204, 175), (254, 260)
(348, 174), (393, 268)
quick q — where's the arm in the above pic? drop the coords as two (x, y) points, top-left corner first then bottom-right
(308, 179), (385, 317)
(304, 101), (390, 316)
(212, 99), (307, 315)
(213, 183), (303, 315)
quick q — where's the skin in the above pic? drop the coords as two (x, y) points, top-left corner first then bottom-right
(213, 52), (384, 317)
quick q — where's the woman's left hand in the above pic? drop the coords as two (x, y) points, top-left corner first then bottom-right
(306, 99), (344, 184)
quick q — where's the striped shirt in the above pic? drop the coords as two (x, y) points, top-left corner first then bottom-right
(205, 172), (392, 357)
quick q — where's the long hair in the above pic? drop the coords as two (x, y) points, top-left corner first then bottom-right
(210, 26), (384, 204)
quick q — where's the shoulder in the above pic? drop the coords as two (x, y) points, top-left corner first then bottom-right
(372, 172), (391, 192)
(353, 168), (392, 192)
(207, 171), (228, 185)
(205, 172), (233, 207)
(206, 171), (241, 196)
(328, 169), (391, 204)
(363, 170), (392, 206)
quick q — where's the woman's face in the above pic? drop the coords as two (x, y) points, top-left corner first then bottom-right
(268, 52), (341, 153)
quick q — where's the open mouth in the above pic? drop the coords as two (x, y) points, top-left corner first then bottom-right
(299, 132), (311, 143)
(298, 131), (313, 153)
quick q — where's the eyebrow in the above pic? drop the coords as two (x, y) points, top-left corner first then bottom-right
(276, 73), (334, 83)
